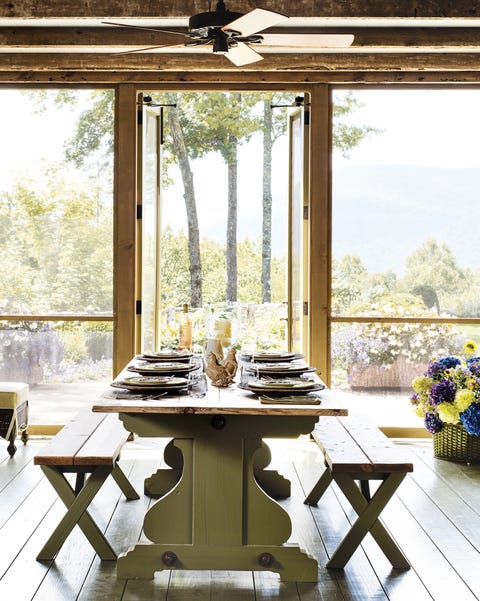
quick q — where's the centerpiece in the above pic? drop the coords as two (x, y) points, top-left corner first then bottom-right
(410, 341), (480, 463)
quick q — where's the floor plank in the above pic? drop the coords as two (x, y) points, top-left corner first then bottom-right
(0, 436), (479, 601)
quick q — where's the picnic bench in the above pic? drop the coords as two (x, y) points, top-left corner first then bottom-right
(34, 411), (139, 562)
(304, 415), (413, 570)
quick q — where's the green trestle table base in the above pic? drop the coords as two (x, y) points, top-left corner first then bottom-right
(118, 412), (319, 582)
(145, 438), (291, 500)
(118, 543), (317, 581)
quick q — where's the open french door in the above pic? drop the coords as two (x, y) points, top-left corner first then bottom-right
(288, 102), (310, 356)
(136, 93), (162, 353)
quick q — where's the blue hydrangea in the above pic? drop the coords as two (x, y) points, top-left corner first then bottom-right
(467, 357), (480, 375)
(426, 356), (461, 379)
(424, 412), (443, 434)
(460, 403), (480, 436)
(429, 379), (456, 406)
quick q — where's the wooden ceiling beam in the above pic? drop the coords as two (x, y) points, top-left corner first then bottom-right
(1, 70), (480, 85)
(3, 27), (480, 49)
(0, 1), (479, 19)
(1, 52), (480, 71)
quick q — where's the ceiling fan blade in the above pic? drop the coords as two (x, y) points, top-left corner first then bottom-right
(101, 21), (188, 37)
(114, 44), (185, 56)
(260, 33), (354, 48)
(226, 42), (263, 66)
(222, 8), (288, 37)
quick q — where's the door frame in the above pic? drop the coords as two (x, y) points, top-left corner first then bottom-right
(114, 83), (328, 378)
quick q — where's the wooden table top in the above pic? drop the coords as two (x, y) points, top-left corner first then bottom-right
(93, 367), (348, 417)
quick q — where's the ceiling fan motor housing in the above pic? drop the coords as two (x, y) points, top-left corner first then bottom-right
(189, 7), (243, 34)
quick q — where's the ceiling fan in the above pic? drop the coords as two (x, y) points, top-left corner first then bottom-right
(102, 1), (354, 66)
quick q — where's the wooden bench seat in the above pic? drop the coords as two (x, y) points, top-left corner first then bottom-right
(304, 415), (413, 570)
(34, 411), (139, 562)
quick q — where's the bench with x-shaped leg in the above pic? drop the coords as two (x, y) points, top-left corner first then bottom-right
(305, 415), (413, 570)
(34, 411), (139, 562)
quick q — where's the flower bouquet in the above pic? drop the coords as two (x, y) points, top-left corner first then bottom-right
(410, 341), (480, 463)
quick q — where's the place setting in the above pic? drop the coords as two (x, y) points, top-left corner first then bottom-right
(238, 350), (304, 363)
(134, 349), (194, 363)
(110, 375), (189, 395)
(126, 360), (197, 377)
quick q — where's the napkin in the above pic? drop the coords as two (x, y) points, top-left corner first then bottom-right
(259, 395), (321, 405)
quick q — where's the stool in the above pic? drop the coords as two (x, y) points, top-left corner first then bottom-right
(0, 382), (29, 457)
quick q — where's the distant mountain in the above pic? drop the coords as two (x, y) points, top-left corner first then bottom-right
(333, 164), (480, 274)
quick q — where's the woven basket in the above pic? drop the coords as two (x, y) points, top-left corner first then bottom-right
(433, 423), (480, 463)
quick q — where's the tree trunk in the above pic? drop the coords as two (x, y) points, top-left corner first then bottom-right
(226, 136), (238, 302)
(261, 98), (273, 303)
(168, 109), (203, 308)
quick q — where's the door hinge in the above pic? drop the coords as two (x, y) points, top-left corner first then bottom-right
(136, 204), (142, 219)
(136, 300), (142, 315)
(303, 301), (309, 316)
(303, 205), (309, 220)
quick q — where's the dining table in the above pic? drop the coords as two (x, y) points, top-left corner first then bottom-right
(92, 358), (348, 582)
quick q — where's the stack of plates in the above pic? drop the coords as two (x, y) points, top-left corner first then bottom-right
(111, 375), (188, 393)
(135, 350), (193, 363)
(244, 362), (316, 377)
(127, 361), (196, 377)
(239, 377), (324, 396)
(239, 351), (303, 363)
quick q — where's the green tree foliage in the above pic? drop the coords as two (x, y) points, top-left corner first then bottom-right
(333, 91), (382, 157)
(401, 239), (465, 310)
(332, 254), (397, 314)
(0, 169), (112, 314)
(159, 227), (285, 308)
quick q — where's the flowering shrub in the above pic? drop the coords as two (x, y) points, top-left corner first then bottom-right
(410, 341), (480, 436)
(332, 294), (461, 371)
(0, 322), (64, 383)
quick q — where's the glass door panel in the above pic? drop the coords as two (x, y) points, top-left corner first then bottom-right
(137, 100), (161, 352)
(331, 89), (480, 429)
(288, 106), (309, 355)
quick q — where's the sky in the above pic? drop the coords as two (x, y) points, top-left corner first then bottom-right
(332, 88), (480, 169)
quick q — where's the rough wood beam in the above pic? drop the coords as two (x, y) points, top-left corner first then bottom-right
(1, 70), (480, 84)
(1, 52), (480, 71)
(1, 1), (480, 19)
(3, 27), (480, 49)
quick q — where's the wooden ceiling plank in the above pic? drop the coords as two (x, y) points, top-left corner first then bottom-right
(0, 1), (479, 19)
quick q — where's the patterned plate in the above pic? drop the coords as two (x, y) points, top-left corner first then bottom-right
(111, 375), (188, 392)
(239, 352), (304, 363)
(238, 380), (324, 396)
(127, 362), (196, 376)
(136, 350), (193, 363)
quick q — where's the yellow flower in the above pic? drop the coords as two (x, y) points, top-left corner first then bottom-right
(437, 403), (460, 425)
(455, 389), (475, 412)
(412, 376), (433, 394)
(463, 340), (478, 356)
(414, 405), (425, 418)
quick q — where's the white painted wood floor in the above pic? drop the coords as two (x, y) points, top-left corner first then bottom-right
(0, 435), (479, 601)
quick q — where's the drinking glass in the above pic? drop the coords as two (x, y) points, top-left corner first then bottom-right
(188, 372), (208, 398)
